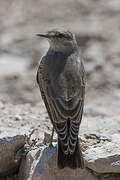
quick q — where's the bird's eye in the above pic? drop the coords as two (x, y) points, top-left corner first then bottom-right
(58, 33), (65, 38)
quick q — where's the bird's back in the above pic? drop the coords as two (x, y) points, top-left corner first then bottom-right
(43, 50), (85, 104)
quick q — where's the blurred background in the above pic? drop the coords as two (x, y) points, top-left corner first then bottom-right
(0, 0), (120, 106)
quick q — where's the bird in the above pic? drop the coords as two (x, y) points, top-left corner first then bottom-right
(36, 29), (86, 169)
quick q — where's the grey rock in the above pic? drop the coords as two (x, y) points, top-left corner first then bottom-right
(43, 132), (51, 145)
(18, 148), (42, 180)
(14, 115), (22, 121)
(18, 145), (97, 180)
(18, 133), (120, 179)
(0, 134), (26, 176)
(85, 134), (120, 173)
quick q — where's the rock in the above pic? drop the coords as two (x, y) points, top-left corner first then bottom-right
(0, 134), (26, 176)
(18, 146), (97, 180)
(100, 174), (120, 180)
(14, 115), (22, 121)
(43, 132), (57, 145)
(85, 134), (120, 173)
(18, 133), (120, 179)
(43, 132), (51, 145)
(18, 147), (43, 180)
(5, 174), (17, 180)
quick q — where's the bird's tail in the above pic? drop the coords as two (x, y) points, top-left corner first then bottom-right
(57, 138), (84, 169)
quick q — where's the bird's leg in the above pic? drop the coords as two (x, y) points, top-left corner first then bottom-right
(49, 127), (54, 147)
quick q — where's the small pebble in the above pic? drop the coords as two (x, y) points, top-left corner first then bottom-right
(15, 115), (22, 121)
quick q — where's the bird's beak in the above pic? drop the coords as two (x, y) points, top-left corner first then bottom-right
(36, 33), (50, 38)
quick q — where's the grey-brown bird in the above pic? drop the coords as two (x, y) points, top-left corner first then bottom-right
(36, 30), (86, 169)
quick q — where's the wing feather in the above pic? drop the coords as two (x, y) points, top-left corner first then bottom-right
(37, 56), (85, 154)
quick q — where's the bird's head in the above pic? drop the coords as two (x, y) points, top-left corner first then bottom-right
(36, 29), (78, 52)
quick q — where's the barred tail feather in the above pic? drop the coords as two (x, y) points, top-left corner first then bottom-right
(57, 138), (84, 169)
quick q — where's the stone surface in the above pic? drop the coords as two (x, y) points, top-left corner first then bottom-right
(18, 148), (41, 180)
(84, 134), (120, 173)
(18, 132), (120, 180)
(100, 174), (120, 180)
(18, 146), (97, 180)
(0, 134), (26, 176)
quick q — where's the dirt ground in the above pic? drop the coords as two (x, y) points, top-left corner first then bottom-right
(0, 0), (120, 143)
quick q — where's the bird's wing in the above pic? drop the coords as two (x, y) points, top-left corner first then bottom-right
(48, 87), (85, 154)
(46, 60), (86, 154)
(36, 57), (55, 125)
(46, 59), (86, 122)
(37, 56), (86, 154)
